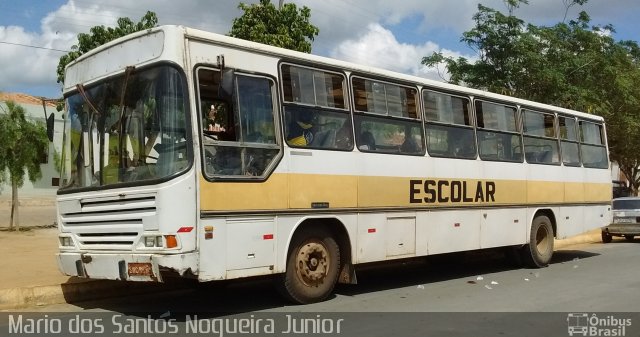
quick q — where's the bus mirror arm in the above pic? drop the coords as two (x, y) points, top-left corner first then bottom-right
(219, 68), (235, 101)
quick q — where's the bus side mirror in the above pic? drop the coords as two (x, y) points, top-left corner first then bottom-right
(219, 68), (235, 100)
(46, 113), (55, 142)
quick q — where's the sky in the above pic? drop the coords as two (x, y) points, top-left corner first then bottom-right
(0, 0), (638, 99)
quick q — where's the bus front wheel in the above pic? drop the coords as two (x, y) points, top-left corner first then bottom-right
(521, 215), (554, 268)
(279, 227), (340, 304)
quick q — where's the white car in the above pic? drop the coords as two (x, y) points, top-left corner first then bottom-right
(603, 197), (640, 243)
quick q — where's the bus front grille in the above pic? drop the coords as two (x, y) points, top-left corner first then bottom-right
(59, 195), (156, 250)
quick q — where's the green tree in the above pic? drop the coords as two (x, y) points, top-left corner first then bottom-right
(0, 101), (49, 231)
(422, 1), (640, 194)
(229, 0), (319, 53)
(56, 11), (158, 84)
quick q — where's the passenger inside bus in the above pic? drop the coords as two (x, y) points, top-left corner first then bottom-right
(334, 120), (353, 149)
(452, 129), (476, 158)
(204, 102), (235, 141)
(401, 126), (420, 153)
(287, 110), (315, 146)
(358, 131), (376, 151)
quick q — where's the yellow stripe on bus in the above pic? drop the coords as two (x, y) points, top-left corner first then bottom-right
(199, 173), (611, 211)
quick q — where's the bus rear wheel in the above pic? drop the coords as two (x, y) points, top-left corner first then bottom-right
(521, 215), (554, 268)
(279, 227), (340, 304)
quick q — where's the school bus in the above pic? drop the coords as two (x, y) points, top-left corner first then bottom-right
(56, 25), (611, 303)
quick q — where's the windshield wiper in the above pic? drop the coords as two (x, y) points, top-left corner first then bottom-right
(75, 83), (104, 184)
(117, 66), (136, 180)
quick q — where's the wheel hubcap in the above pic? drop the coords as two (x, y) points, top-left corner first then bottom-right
(296, 242), (329, 287)
(536, 225), (550, 254)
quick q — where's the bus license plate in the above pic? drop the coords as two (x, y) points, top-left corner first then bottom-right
(128, 263), (153, 276)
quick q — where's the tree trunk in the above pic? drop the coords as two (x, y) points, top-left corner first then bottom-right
(10, 181), (19, 232)
(620, 165), (639, 196)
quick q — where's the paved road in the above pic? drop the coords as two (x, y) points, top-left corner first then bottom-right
(6, 240), (640, 336)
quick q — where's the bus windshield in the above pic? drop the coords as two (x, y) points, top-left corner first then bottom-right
(60, 65), (190, 190)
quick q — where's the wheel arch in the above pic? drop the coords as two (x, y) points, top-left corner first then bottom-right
(284, 216), (356, 284)
(531, 208), (557, 238)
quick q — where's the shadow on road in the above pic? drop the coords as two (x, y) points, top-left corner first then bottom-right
(67, 247), (600, 317)
(551, 249), (600, 264)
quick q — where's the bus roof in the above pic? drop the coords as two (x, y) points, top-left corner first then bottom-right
(67, 24), (604, 123)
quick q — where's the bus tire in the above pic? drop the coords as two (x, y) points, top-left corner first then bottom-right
(279, 227), (340, 304)
(521, 215), (554, 268)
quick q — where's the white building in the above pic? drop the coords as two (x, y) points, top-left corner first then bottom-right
(0, 92), (64, 197)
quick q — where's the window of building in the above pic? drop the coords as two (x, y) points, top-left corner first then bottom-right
(40, 146), (49, 164)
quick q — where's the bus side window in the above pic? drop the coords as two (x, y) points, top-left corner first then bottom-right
(476, 100), (522, 162)
(352, 77), (423, 155)
(559, 116), (580, 166)
(281, 64), (352, 151)
(197, 67), (281, 178)
(423, 90), (475, 159)
(523, 109), (559, 165)
(579, 121), (608, 169)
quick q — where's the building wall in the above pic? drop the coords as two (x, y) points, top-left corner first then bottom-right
(0, 94), (64, 198)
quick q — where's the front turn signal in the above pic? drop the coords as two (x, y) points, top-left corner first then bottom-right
(164, 235), (178, 248)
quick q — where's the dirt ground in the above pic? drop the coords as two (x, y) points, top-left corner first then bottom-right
(0, 197), (68, 289)
(0, 228), (70, 289)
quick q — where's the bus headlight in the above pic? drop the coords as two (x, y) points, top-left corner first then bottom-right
(144, 235), (163, 248)
(59, 236), (73, 247)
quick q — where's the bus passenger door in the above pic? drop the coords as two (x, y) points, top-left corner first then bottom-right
(195, 67), (286, 280)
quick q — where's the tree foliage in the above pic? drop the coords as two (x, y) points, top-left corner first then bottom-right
(229, 0), (319, 53)
(422, 1), (640, 194)
(0, 101), (49, 230)
(56, 11), (158, 84)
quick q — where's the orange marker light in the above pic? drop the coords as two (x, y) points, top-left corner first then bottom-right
(164, 235), (178, 248)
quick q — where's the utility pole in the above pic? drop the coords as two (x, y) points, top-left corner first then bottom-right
(279, 0), (284, 9)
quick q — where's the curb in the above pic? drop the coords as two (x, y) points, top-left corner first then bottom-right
(555, 229), (602, 249)
(0, 285), (65, 310)
(0, 279), (190, 310)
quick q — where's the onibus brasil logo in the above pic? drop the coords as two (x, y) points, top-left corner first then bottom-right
(567, 313), (632, 336)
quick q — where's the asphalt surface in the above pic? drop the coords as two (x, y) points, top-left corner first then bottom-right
(6, 238), (640, 337)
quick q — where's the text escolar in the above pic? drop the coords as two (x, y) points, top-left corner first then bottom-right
(410, 179), (496, 204)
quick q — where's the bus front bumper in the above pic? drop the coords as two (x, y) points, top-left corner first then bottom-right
(57, 252), (198, 282)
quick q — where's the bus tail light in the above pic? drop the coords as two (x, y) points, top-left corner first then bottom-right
(165, 235), (178, 248)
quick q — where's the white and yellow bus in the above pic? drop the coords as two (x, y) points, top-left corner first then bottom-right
(56, 25), (611, 303)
